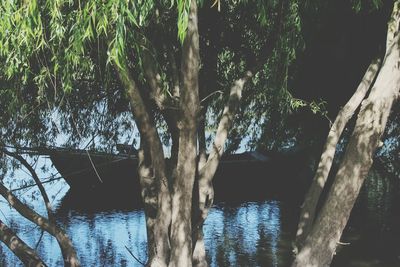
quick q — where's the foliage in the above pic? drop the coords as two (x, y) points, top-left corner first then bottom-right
(351, 0), (383, 13)
(1, 0), (390, 156)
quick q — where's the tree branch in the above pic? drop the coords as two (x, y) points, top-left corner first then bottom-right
(2, 149), (55, 222)
(0, 182), (80, 266)
(0, 219), (47, 267)
(294, 57), (382, 251)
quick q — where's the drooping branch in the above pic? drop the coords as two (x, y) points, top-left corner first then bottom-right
(0, 219), (47, 267)
(0, 182), (80, 267)
(2, 148), (54, 222)
(294, 57), (382, 250)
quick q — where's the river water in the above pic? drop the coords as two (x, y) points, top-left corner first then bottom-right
(0, 168), (399, 267)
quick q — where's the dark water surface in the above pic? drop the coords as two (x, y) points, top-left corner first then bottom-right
(0, 170), (399, 267)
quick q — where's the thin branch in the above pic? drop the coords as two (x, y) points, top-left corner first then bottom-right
(124, 245), (146, 266)
(67, 100), (103, 184)
(0, 182), (80, 266)
(200, 90), (223, 104)
(2, 148), (55, 222)
(35, 230), (45, 250)
(10, 176), (64, 192)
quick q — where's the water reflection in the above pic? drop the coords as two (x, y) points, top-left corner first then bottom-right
(204, 201), (282, 267)
(0, 195), (292, 266)
(0, 169), (399, 266)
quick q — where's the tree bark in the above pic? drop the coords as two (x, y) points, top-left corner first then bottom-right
(192, 110), (207, 267)
(191, 71), (253, 267)
(169, 1), (200, 266)
(0, 183), (80, 267)
(191, 3), (287, 265)
(292, 2), (400, 266)
(0, 219), (47, 267)
(117, 62), (171, 267)
(294, 58), (381, 251)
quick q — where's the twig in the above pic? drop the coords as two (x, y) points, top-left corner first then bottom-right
(124, 245), (146, 266)
(10, 176), (64, 192)
(0, 208), (10, 225)
(200, 90), (223, 104)
(35, 230), (45, 250)
(67, 100), (103, 183)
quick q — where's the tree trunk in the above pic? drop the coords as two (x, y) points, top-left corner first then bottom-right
(292, 2), (400, 265)
(192, 111), (207, 267)
(191, 3), (286, 263)
(192, 72), (253, 267)
(0, 183), (80, 267)
(294, 58), (381, 251)
(0, 219), (47, 267)
(117, 63), (171, 267)
(169, 1), (200, 266)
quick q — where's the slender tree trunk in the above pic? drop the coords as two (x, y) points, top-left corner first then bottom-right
(192, 111), (207, 267)
(117, 63), (171, 267)
(192, 72), (253, 267)
(191, 3), (286, 263)
(137, 144), (158, 265)
(0, 183), (80, 267)
(0, 219), (47, 267)
(293, 3), (400, 265)
(169, 1), (200, 266)
(294, 58), (381, 251)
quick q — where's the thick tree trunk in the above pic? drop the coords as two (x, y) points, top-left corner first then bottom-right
(292, 3), (400, 266)
(0, 183), (80, 267)
(169, 1), (200, 266)
(0, 219), (47, 267)
(294, 58), (381, 251)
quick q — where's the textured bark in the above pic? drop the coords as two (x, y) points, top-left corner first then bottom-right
(137, 143), (158, 264)
(117, 63), (171, 267)
(294, 58), (381, 250)
(2, 149), (55, 222)
(293, 2), (400, 266)
(191, 4), (286, 265)
(192, 112), (207, 267)
(0, 219), (47, 267)
(0, 183), (80, 267)
(169, 1), (200, 266)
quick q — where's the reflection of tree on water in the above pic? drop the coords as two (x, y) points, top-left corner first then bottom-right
(204, 201), (282, 267)
(1, 169), (399, 266)
(62, 211), (148, 266)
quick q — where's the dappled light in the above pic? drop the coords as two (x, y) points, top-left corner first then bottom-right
(1, 0), (400, 266)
